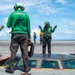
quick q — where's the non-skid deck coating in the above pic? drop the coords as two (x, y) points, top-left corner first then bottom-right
(0, 40), (75, 75)
(0, 68), (75, 75)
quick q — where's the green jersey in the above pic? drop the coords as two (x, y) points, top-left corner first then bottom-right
(7, 9), (31, 39)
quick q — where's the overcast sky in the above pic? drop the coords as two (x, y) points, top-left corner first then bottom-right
(0, 0), (75, 40)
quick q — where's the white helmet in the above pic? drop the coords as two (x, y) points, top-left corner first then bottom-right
(14, 3), (25, 11)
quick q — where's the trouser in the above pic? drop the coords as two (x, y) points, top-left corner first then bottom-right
(40, 35), (43, 44)
(9, 34), (29, 69)
(42, 37), (51, 54)
(34, 38), (36, 44)
(16, 42), (34, 67)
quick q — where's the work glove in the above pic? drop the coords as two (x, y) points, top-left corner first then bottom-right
(0, 25), (4, 31)
(54, 25), (57, 29)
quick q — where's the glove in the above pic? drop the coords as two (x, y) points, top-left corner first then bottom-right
(54, 25), (57, 29)
(39, 25), (42, 30)
(0, 25), (4, 31)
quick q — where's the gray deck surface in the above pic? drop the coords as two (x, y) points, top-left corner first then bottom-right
(0, 68), (75, 75)
(0, 40), (75, 75)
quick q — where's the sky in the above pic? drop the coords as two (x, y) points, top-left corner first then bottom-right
(0, 0), (75, 40)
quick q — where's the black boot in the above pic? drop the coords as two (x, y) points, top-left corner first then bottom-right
(5, 66), (14, 74)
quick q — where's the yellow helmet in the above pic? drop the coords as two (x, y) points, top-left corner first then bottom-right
(40, 31), (43, 36)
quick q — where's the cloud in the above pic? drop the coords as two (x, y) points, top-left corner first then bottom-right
(0, 29), (11, 37)
(5, 29), (11, 34)
(0, 32), (4, 36)
(37, 5), (57, 15)
(61, 28), (74, 35)
(3, 17), (8, 24)
(55, 0), (67, 5)
(0, 0), (75, 40)
(0, 0), (62, 15)
(68, 21), (75, 30)
(3, 0), (12, 2)
(69, 21), (75, 27)
(0, 28), (40, 40)
(0, 4), (13, 11)
(31, 28), (40, 36)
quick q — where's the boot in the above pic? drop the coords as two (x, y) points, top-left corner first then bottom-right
(25, 67), (31, 73)
(5, 66), (14, 74)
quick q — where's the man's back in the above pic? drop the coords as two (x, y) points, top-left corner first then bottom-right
(7, 8), (31, 39)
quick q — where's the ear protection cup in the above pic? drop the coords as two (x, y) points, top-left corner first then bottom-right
(14, 6), (18, 10)
(21, 7), (25, 11)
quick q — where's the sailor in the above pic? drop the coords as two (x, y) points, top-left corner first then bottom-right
(39, 21), (57, 55)
(5, 3), (31, 73)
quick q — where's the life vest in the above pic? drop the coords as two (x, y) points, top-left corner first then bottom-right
(43, 27), (51, 38)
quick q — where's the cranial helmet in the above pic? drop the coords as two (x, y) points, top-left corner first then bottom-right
(44, 21), (50, 27)
(14, 3), (25, 11)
